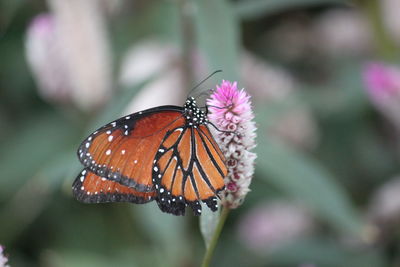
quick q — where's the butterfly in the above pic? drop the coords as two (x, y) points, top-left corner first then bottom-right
(72, 96), (228, 216)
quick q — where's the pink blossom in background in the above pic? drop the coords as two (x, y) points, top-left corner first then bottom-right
(241, 52), (319, 150)
(237, 201), (314, 253)
(314, 9), (372, 56)
(363, 63), (400, 104)
(368, 176), (400, 225)
(25, 0), (113, 112)
(0, 246), (9, 267)
(25, 13), (73, 105)
(207, 80), (256, 208)
(27, 13), (54, 36)
(363, 62), (400, 128)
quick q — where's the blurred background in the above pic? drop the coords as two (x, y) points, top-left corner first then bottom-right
(1, 0), (400, 266)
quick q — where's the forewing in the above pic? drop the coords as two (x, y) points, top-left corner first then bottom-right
(77, 107), (185, 192)
(72, 169), (156, 204)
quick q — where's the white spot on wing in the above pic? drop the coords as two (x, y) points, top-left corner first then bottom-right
(106, 149), (111, 155)
(121, 150), (126, 155)
(108, 135), (113, 142)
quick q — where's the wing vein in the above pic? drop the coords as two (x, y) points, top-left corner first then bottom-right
(197, 128), (226, 178)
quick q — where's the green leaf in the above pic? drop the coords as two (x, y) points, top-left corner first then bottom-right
(192, 0), (240, 81)
(0, 150), (78, 243)
(234, 0), (349, 20)
(200, 203), (220, 248)
(256, 136), (363, 236)
(0, 113), (76, 198)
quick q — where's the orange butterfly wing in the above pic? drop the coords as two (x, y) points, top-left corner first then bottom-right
(153, 125), (227, 216)
(77, 107), (185, 192)
(73, 169), (156, 204)
(74, 98), (228, 216)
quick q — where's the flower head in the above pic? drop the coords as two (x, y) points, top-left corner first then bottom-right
(0, 246), (9, 267)
(207, 80), (256, 208)
(25, 13), (72, 104)
(237, 201), (314, 253)
(363, 62), (400, 104)
(25, 0), (112, 112)
(363, 62), (400, 128)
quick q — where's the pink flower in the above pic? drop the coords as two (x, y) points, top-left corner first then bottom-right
(25, 14), (73, 105)
(237, 201), (314, 253)
(207, 80), (257, 208)
(363, 62), (400, 128)
(0, 246), (9, 267)
(363, 62), (400, 104)
(25, 0), (113, 112)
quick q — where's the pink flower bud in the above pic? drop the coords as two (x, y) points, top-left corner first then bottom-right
(363, 62), (400, 128)
(207, 80), (257, 208)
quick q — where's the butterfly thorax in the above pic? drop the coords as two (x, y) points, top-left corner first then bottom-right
(183, 97), (208, 128)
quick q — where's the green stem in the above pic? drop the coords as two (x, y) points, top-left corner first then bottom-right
(201, 207), (230, 267)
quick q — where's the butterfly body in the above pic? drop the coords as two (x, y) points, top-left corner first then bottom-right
(73, 97), (227, 215)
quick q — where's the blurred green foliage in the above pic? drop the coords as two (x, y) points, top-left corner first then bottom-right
(1, 0), (399, 266)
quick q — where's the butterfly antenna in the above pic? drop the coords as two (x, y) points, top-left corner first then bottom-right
(188, 70), (222, 96)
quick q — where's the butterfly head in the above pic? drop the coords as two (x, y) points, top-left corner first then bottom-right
(184, 97), (208, 128)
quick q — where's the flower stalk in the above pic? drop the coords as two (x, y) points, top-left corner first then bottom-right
(201, 207), (230, 267)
